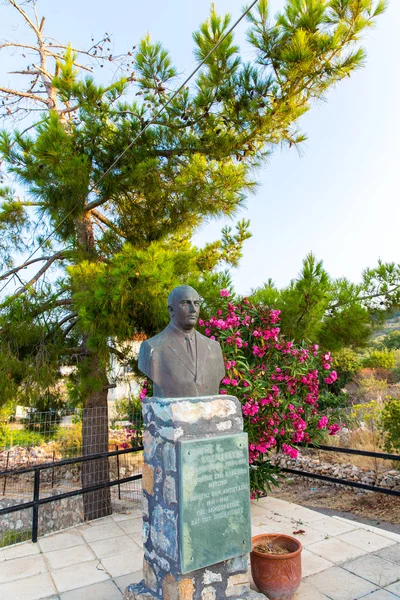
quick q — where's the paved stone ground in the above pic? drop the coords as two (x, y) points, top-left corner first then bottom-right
(0, 497), (399, 600)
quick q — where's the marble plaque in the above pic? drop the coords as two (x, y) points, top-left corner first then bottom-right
(178, 433), (251, 573)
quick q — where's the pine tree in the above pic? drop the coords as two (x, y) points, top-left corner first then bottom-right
(0, 0), (385, 518)
(250, 254), (400, 349)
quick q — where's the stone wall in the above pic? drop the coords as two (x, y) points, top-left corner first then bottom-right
(0, 493), (84, 543)
(272, 453), (400, 491)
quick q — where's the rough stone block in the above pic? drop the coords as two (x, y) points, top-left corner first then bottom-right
(159, 426), (184, 441)
(225, 555), (249, 574)
(144, 430), (158, 460)
(144, 558), (158, 592)
(203, 570), (223, 585)
(170, 399), (237, 423)
(142, 495), (149, 519)
(151, 505), (177, 560)
(123, 582), (158, 600)
(163, 443), (176, 472)
(201, 586), (216, 600)
(142, 463), (155, 496)
(226, 573), (250, 597)
(164, 475), (177, 505)
(179, 578), (195, 600)
(162, 573), (178, 600)
(216, 420), (232, 431)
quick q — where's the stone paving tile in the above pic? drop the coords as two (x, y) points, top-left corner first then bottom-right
(307, 537), (369, 564)
(51, 559), (110, 593)
(101, 549), (144, 578)
(287, 506), (330, 525)
(251, 497), (291, 512)
(0, 553), (48, 584)
(79, 522), (125, 543)
(306, 566), (378, 600)
(301, 548), (335, 578)
(309, 516), (359, 537)
(59, 579), (123, 599)
(292, 580), (332, 599)
(360, 591), (400, 599)
(375, 544), (400, 565)
(116, 517), (143, 534)
(333, 518), (400, 543)
(279, 525), (328, 547)
(112, 509), (142, 521)
(129, 530), (144, 549)
(43, 544), (96, 570)
(343, 554), (400, 587)
(114, 570), (143, 592)
(338, 529), (396, 552)
(0, 572), (57, 600)
(0, 540), (40, 562)
(38, 530), (85, 553)
(89, 534), (139, 559)
(252, 515), (294, 533)
(385, 581), (400, 596)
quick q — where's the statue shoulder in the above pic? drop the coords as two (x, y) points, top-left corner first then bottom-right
(140, 326), (172, 352)
(196, 330), (222, 351)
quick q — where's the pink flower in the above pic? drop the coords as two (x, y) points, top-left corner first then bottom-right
(317, 416), (328, 429)
(220, 289), (230, 297)
(329, 423), (340, 435)
(222, 377), (231, 385)
(282, 444), (299, 459)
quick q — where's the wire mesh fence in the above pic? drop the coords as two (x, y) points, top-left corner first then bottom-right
(0, 404), (144, 547)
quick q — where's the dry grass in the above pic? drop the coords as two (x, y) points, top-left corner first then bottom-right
(316, 428), (397, 472)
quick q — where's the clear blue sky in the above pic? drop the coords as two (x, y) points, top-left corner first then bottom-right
(1, 0), (399, 294)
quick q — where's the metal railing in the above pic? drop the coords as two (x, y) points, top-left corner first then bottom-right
(280, 443), (400, 497)
(0, 445), (143, 543)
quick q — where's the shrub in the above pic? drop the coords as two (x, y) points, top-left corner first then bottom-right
(330, 348), (360, 392)
(381, 330), (400, 351)
(362, 349), (396, 370)
(0, 427), (48, 449)
(52, 423), (82, 457)
(200, 292), (341, 498)
(317, 390), (349, 413)
(380, 398), (400, 453)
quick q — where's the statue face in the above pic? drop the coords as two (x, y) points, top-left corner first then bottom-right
(169, 287), (201, 331)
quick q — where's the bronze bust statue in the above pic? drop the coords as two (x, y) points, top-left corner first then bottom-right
(138, 285), (225, 398)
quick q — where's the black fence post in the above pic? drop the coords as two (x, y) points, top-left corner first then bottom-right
(32, 469), (40, 543)
(116, 444), (121, 500)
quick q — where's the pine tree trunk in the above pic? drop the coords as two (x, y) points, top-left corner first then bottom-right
(81, 353), (112, 521)
(77, 214), (112, 521)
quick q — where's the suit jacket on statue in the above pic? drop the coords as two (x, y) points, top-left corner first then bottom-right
(138, 324), (225, 398)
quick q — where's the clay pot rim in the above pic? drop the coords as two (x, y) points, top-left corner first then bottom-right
(251, 533), (302, 560)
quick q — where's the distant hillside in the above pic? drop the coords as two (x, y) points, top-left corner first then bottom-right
(371, 313), (400, 340)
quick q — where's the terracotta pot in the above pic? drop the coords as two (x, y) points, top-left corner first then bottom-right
(250, 533), (302, 600)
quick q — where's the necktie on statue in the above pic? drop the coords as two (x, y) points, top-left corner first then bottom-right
(185, 335), (194, 362)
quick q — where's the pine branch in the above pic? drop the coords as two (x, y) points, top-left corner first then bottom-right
(107, 345), (127, 361)
(62, 317), (79, 337)
(11, 251), (66, 298)
(7, 0), (41, 38)
(91, 209), (127, 239)
(0, 251), (68, 282)
(329, 285), (400, 310)
(0, 86), (49, 104)
(57, 312), (78, 327)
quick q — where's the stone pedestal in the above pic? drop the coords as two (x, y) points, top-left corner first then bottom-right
(124, 395), (263, 600)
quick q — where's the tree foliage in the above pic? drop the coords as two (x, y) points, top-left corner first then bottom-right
(0, 0), (386, 412)
(250, 254), (400, 351)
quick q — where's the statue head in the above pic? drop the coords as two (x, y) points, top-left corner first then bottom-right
(168, 285), (201, 332)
